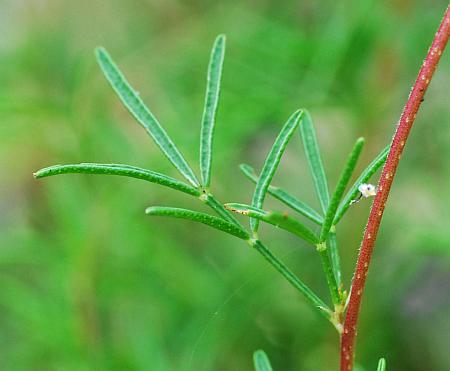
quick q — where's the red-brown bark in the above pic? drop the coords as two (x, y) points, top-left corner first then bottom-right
(340, 6), (450, 371)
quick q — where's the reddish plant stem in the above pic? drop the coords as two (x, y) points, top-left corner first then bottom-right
(340, 7), (450, 371)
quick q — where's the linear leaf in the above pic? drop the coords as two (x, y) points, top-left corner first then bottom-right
(299, 110), (329, 214)
(34, 163), (200, 196)
(96, 47), (200, 187)
(202, 193), (243, 227)
(320, 138), (364, 242)
(145, 206), (249, 240)
(253, 350), (274, 371)
(200, 34), (225, 188)
(239, 163), (323, 225)
(377, 358), (386, 371)
(333, 145), (388, 224)
(250, 110), (303, 233)
(225, 203), (318, 245)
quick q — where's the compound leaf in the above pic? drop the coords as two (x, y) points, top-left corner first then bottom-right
(96, 47), (199, 187)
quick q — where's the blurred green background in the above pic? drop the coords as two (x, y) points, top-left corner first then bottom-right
(1, 1), (449, 370)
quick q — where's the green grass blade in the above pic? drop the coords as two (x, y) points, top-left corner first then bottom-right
(320, 138), (365, 242)
(250, 110), (303, 234)
(299, 110), (329, 214)
(253, 350), (274, 371)
(377, 358), (386, 371)
(239, 164), (323, 225)
(199, 34), (226, 188)
(225, 203), (318, 245)
(34, 163), (200, 196)
(333, 145), (389, 224)
(145, 206), (249, 240)
(96, 47), (200, 187)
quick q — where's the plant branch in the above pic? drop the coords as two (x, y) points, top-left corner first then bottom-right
(252, 240), (333, 321)
(317, 242), (341, 308)
(203, 193), (244, 228)
(328, 229), (341, 288)
(340, 7), (450, 371)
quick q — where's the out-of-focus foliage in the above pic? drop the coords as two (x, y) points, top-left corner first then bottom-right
(0, 1), (449, 370)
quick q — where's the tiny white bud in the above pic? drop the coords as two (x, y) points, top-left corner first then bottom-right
(358, 183), (377, 198)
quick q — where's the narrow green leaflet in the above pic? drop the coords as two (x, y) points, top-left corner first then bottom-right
(333, 145), (389, 224)
(145, 206), (249, 240)
(199, 34), (226, 188)
(250, 110), (303, 233)
(225, 203), (318, 245)
(299, 110), (329, 214)
(239, 163), (323, 225)
(320, 138), (364, 242)
(34, 163), (200, 196)
(253, 350), (274, 371)
(377, 358), (386, 371)
(96, 47), (200, 187)
(203, 193), (243, 228)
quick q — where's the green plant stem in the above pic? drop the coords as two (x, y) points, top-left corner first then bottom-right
(147, 190), (329, 321)
(252, 239), (332, 321)
(316, 242), (341, 307)
(202, 193), (330, 320)
(225, 203), (319, 245)
(327, 228), (341, 288)
(316, 139), (364, 307)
